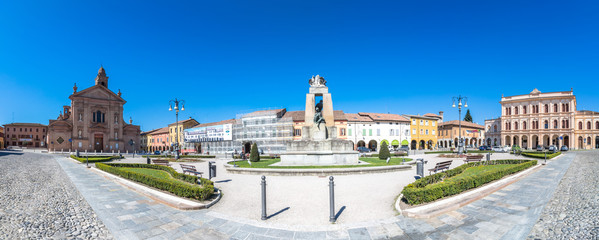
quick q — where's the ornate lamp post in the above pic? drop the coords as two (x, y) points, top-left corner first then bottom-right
(452, 95), (468, 154)
(169, 98), (185, 160)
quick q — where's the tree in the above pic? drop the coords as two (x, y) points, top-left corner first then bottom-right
(379, 141), (390, 160)
(250, 143), (260, 162)
(464, 109), (473, 123)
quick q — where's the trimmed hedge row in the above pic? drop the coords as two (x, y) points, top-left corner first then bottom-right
(95, 163), (214, 200)
(233, 155), (278, 159)
(401, 160), (537, 205)
(424, 151), (454, 154)
(70, 155), (122, 163)
(521, 151), (561, 159)
(142, 155), (216, 159)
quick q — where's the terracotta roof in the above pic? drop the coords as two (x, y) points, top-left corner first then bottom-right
(150, 127), (169, 135)
(3, 123), (47, 127)
(423, 113), (441, 119)
(403, 114), (440, 121)
(168, 118), (199, 126)
(192, 119), (236, 128)
(284, 110), (347, 122)
(357, 112), (410, 122)
(345, 113), (373, 122)
(438, 120), (484, 129)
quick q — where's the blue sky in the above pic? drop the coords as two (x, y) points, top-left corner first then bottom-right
(1, 1), (598, 131)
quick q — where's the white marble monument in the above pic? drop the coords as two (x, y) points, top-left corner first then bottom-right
(280, 75), (359, 166)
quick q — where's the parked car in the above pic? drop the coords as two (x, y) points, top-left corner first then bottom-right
(503, 146), (511, 152)
(154, 150), (160, 155)
(560, 145), (569, 151)
(548, 145), (558, 152)
(479, 146), (486, 151)
(357, 147), (371, 153)
(536, 145), (544, 151)
(399, 145), (410, 152)
(225, 149), (235, 155)
(492, 146), (504, 152)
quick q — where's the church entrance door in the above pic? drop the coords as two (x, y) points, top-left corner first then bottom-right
(94, 134), (103, 151)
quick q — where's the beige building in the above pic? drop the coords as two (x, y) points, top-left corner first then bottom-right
(437, 120), (485, 148)
(484, 118), (502, 146)
(167, 118), (199, 151)
(287, 110), (348, 141)
(47, 67), (141, 152)
(499, 88), (599, 150)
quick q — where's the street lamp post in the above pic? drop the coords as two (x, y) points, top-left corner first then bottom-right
(452, 95), (468, 154)
(169, 98), (185, 160)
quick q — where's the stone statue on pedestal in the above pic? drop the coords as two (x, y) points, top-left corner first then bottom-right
(314, 100), (326, 130)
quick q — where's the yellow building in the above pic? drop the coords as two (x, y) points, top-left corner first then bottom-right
(404, 114), (442, 150)
(168, 118), (199, 151)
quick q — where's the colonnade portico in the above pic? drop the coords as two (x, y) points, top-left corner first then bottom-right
(502, 133), (573, 149)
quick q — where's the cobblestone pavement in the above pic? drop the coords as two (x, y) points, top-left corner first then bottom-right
(528, 151), (599, 239)
(45, 150), (581, 239)
(0, 151), (112, 239)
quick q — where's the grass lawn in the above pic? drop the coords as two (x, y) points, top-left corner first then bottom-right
(228, 157), (412, 169)
(121, 167), (173, 180)
(447, 164), (515, 182)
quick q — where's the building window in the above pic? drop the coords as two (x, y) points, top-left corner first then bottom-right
(432, 130), (435, 135)
(425, 130), (429, 135)
(588, 121), (592, 130)
(544, 104), (549, 113)
(369, 129), (372, 136)
(515, 107), (519, 115)
(376, 129), (380, 136)
(523, 121), (527, 130)
(544, 120), (549, 129)
(294, 129), (301, 136)
(596, 121), (599, 130)
(432, 122), (435, 127)
(554, 120), (558, 129)
(554, 104), (558, 112)
(420, 120), (423, 125)
(348, 129), (352, 136)
(420, 129), (423, 135)
(425, 121), (428, 126)
(412, 129), (416, 135)
(515, 122), (519, 130)
(340, 128), (346, 136)
(579, 122), (583, 130)
(362, 129), (366, 136)
(523, 106), (527, 114)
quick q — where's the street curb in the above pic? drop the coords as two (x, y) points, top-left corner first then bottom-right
(90, 167), (221, 210)
(398, 163), (543, 218)
(223, 163), (412, 176)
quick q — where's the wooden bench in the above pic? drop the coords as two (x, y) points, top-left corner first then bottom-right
(428, 160), (453, 175)
(152, 159), (171, 167)
(464, 155), (484, 163)
(180, 164), (203, 179)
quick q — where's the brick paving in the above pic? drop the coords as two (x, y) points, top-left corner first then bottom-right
(47, 151), (578, 239)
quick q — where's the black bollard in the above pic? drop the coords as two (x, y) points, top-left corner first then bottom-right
(261, 176), (267, 220)
(86, 155), (90, 168)
(329, 176), (335, 222)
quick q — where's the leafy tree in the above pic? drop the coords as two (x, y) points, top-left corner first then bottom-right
(250, 143), (260, 162)
(464, 109), (473, 123)
(379, 141), (390, 160)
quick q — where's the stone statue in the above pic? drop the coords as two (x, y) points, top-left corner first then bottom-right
(309, 75), (327, 87)
(314, 100), (326, 129)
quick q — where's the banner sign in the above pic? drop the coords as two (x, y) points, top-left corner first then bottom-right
(184, 124), (232, 142)
(466, 130), (479, 133)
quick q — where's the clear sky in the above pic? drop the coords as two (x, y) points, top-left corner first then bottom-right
(1, 1), (598, 131)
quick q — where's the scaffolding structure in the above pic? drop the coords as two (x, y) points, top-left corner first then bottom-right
(233, 108), (293, 154)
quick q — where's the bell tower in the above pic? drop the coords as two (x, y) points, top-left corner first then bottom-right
(95, 66), (109, 88)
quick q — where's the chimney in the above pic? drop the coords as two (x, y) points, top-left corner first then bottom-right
(129, 117), (132, 124)
(439, 111), (444, 122)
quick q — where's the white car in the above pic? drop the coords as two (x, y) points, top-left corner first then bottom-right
(492, 146), (506, 152)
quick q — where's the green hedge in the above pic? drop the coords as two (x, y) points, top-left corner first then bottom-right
(233, 155), (278, 159)
(401, 160), (537, 205)
(70, 155), (122, 163)
(95, 163), (214, 200)
(142, 155), (216, 158)
(424, 151), (454, 154)
(521, 151), (561, 159)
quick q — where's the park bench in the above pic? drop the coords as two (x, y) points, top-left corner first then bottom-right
(464, 155), (484, 163)
(428, 160), (453, 175)
(180, 164), (203, 179)
(152, 159), (171, 167)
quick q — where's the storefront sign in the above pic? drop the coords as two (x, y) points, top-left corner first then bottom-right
(184, 124), (232, 142)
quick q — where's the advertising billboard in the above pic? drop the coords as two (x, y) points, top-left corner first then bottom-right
(184, 124), (232, 142)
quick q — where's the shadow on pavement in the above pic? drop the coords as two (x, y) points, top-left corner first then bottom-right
(215, 179), (232, 183)
(268, 207), (290, 219)
(0, 151), (25, 157)
(335, 206), (346, 220)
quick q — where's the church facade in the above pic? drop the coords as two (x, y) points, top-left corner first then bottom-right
(47, 67), (140, 152)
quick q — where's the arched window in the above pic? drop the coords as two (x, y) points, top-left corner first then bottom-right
(494, 125), (497, 132)
(554, 120), (558, 129)
(515, 122), (519, 130)
(523, 121), (527, 130)
(515, 107), (519, 115)
(505, 122), (509, 130)
(566, 104), (569, 112)
(554, 104), (558, 112)
(523, 106), (527, 114)
(579, 122), (583, 130)
(544, 104), (549, 113)
(562, 104), (565, 112)
(596, 121), (599, 130)
(544, 120), (548, 129)
(587, 121), (591, 130)
(562, 120), (565, 128)
(566, 120), (569, 128)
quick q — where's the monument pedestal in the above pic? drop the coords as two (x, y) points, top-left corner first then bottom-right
(280, 75), (359, 166)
